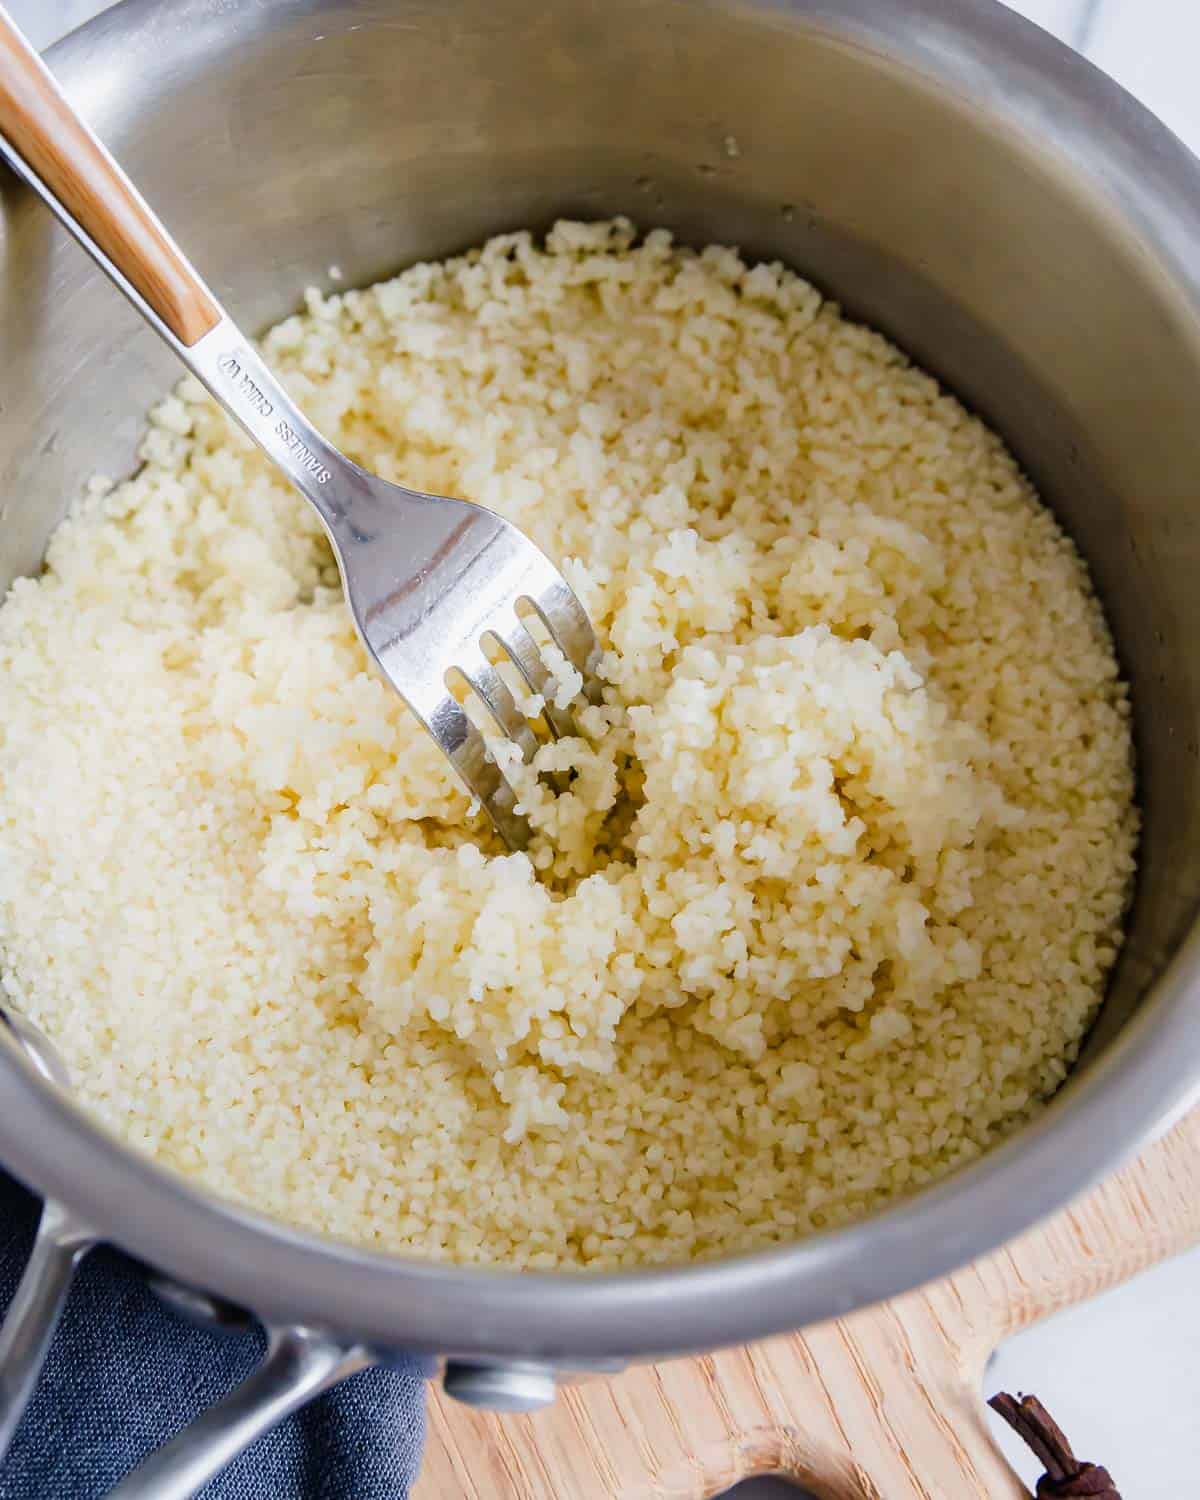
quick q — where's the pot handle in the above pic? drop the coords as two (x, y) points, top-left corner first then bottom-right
(107, 1326), (373, 1500)
(0, 1198), (95, 1462)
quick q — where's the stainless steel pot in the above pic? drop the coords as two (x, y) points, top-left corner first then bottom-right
(1, 0), (1199, 1483)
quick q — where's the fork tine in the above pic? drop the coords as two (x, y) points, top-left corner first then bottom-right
(490, 620), (580, 740)
(461, 653), (541, 763)
(426, 695), (531, 850)
(524, 582), (603, 705)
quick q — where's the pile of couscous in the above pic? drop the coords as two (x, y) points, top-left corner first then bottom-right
(0, 221), (1136, 1266)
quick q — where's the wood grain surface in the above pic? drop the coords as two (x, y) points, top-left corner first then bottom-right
(417, 1107), (1200, 1499)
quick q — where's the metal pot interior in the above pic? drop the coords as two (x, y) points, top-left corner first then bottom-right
(0, 0), (1197, 1355)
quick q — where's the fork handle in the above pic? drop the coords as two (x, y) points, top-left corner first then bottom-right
(0, 4), (220, 346)
(0, 5), (350, 530)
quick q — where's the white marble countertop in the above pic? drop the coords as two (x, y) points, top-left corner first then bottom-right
(14, 3), (1200, 1497)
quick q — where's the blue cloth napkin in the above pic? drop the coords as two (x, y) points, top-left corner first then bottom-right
(0, 1172), (428, 1499)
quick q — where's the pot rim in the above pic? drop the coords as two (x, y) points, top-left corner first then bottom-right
(4, 929), (1199, 1358)
(0, 0), (1198, 1359)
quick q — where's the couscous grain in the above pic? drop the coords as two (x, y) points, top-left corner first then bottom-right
(0, 221), (1137, 1267)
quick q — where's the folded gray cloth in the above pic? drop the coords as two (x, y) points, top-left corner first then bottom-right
(0, 1174), (428, 1498)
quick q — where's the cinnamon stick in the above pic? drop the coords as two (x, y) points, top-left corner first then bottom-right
(989, 1392), (1121, 1499)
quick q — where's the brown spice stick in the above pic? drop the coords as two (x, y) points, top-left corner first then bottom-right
(989, 1392), (1121, 1498)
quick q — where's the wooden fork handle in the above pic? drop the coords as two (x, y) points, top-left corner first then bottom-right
(0, 6), (220, 347)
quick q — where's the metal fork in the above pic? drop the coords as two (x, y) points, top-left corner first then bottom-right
(0, 7), (599, 849)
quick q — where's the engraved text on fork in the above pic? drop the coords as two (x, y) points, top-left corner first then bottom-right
(276, 421), (332, 484)
(216, 352), (332, 484)
(216, 352), (274, 418)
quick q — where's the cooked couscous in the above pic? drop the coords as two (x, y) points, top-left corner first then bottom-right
(0, 221), (1136, 1266)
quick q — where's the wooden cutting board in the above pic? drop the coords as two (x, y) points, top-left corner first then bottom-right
(416, 1107), (1200, 1498)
